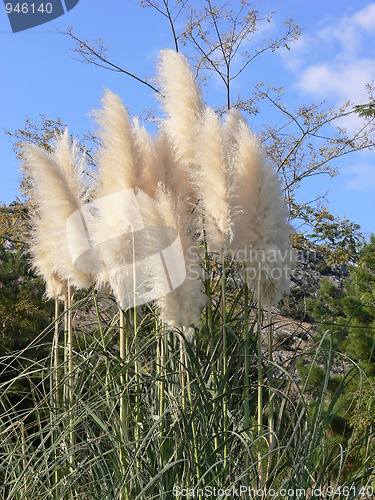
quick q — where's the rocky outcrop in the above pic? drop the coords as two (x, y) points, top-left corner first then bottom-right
(290, 246), (349, 298)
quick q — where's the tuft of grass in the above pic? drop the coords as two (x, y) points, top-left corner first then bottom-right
(0, 280), (374, 500)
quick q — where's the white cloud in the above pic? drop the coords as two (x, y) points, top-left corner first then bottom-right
(315, 3), (375, 54)
(285, 3), (375, 105)
(352, 3), (375, 32)
(346, 163), (375, 190)
(295, 59), (375, 102)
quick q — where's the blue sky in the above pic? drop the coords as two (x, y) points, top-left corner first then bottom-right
(1, 0), (374, 237)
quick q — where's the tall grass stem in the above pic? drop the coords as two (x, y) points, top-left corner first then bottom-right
(257, 282), (264, 487)
(221, 254), (228, 468)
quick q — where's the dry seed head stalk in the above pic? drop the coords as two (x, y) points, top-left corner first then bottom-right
(230, 118), (293, 304)
(156, 49), (204, 203)
(194, 107), (235, 251)
(24, 135), (92, 294)
(137, 185), (206, 338)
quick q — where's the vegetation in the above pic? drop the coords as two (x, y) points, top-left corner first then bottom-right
(64, 0), (375, 234)
(1, 2), (375, 499)
(291, 236), (375, 477)
(1, 269), (374, 499)
(0, 245), (53, 354)
(309, 235), (375, 374)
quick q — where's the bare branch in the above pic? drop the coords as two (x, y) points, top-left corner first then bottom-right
(60, 28), (161, 94)
(141, 0), (191, 51)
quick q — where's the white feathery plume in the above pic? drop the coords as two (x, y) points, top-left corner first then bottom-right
(54, 129), (87, 202)
(194, 107), (235, 252)
(94, 89), (140, 198)
(154, 126), (186, 195)
(223, 108), (247, 155)
(230, 118), (293, 304)
(24, 137), (93, 294)
(132, 118), (165, 196)
(131, 121), (186, 200)
(31, 242), (66, 300)
(129, 116), (191, 201)
(137, 185), (206, 339)
(91, 89), (146, 305)
(156, 49), (204, 202)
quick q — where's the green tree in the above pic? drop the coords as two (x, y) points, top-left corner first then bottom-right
(0, 244), (54, 355)
(299, 206), (363, 264)
(309, 235), (375, 373)
(303, 236), (375, 449)
(0, 201), (29, 249)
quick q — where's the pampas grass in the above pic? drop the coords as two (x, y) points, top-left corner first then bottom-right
(24, 130), (94, 475)
(24, 136), (92, 292)
(157, 49), (203, 160)
(23, 49), (293, 335)
(194, 107), (235, 252)
(230, 117), (293, 304)
(54, 129), (87, 206)
(94, 89), (141, 197)
(93, 90), (145, 307)
(5, 49), (331, 500)
(156, 49), (204, 203)
(132, 118), (166, 197)
(137, 186), (206, 337)
(213, 111), (294, 480)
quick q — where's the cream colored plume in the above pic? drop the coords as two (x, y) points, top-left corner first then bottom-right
(94, 89), (140, 198)
(131, 121), (186, 199)
(91, 90), (148, 302)
(223, 108), (247, 158)
(194, 107), (234, 251)
(24, 137), (93, 294)
(132, 118), (165, 196)
(154, 127), (186, 196)
(31, 238), (66, 300)
(230, 117), (293, 304)
(54, 129), (86, 202)
(156, 49), (204, 201)
(137, 186), (206, 337)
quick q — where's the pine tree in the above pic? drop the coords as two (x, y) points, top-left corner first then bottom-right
(309, 235), (375, 373)
(304, 236), (375, 441)
(0, 244), (53, 354)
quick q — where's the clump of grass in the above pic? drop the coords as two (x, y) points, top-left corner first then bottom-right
(1, 289), (374, 499)
(4, 49), (374, 500)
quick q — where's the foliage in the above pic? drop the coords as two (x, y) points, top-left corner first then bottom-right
(353, 84), (375, 118)
(1, 2), (375, 497)
(4, 1), (372, 256)
(300, 235), (375, 471)
(354, 102), (375, 118)
(278, 287), (308, 321)
(0, 201), (29, 249)
(293, 204), (363, 264)
(0, 244), (54, 355)
(309, 235), (375, 373)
